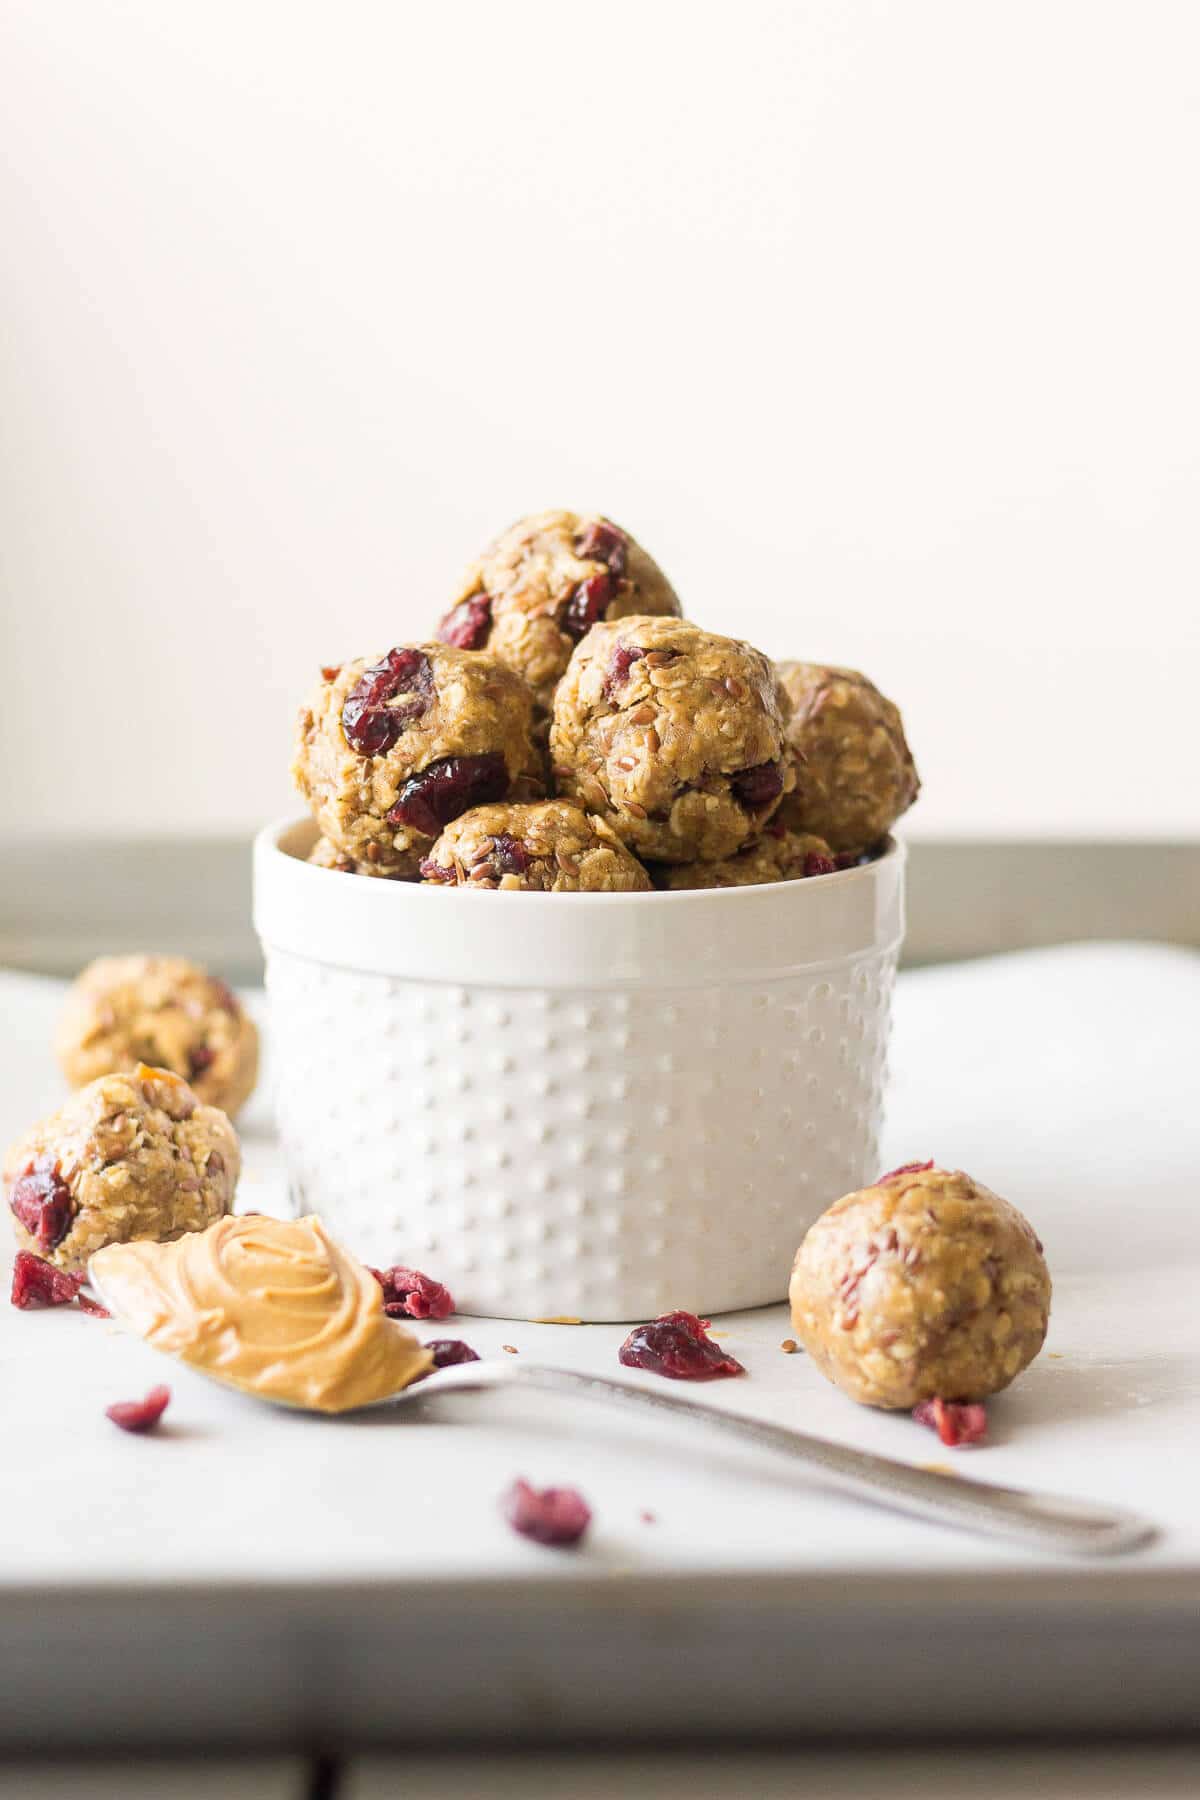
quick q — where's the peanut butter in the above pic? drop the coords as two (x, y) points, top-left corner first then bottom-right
(89, 1213), (433, 1413)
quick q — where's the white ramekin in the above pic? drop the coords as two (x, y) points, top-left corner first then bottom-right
(252, 818), (906, 1322)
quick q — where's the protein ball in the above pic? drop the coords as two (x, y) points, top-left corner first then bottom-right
(788, 1165), (1051, 1409)
(654, 828), (835, 890)
(774, 662), (919, 855)
(5, 1065), (240, 1276)
(420, 800), (653, 893)
(550, 617), (794, 864)
(435, 511), (680, 713)
(56, 955), (259, 1118)
(291, 644), (543, 877)
(306, 835), (413, 879)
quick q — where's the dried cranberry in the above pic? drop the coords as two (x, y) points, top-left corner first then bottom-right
(879, 1160), (935, 1184)
(342, 647), (434, 756)
(605, 643), (647, 697)
(730, 762), (784, 810)
(76, 1291), (112, 1319)
(106, 1385), (172, 1434)
(490, 833), (530, 876)
(618, 1310), (746, 1381)
(188, 1045), (215, 1080)
(561, 572), (612, 641)
(418, 857), (455, 884)
(8, 1156), (74, 1253)
(502, 1478), (592, 1547)
(386, 751), (508, 837)
(803, 851), (836, 877)
(576, 518), (629, 579)
(10, 1250), (82, 1309)
(426, 1338), (481, 1368)
(913, 1397), (988, 1447)
(437, 594), (492, 650)
(370, 1265), (455, 1321)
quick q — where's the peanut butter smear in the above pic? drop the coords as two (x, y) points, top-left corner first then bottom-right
(89, 1214), (433, 1413)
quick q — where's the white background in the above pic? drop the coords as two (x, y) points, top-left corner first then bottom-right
(1, 0), (1197, 841)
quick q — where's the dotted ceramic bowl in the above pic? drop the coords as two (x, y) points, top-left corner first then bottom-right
(253, 818), (906, 1322)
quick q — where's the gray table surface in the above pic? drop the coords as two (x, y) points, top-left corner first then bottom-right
(2, 1748), (1199, 1798)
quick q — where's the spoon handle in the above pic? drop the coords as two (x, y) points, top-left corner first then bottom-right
(488, 1364), (1154, 1556)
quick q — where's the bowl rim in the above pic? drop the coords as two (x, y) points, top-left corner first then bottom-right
(253, 815), (906, 987)
(260, 814), (903, 902)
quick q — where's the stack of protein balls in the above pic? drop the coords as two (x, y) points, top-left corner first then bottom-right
(292, 510), (919, 894)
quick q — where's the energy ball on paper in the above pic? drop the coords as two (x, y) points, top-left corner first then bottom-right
(291, 644), (543, 878)
(550, 617), (794, 865)
(420, 800), (653, 893)
(654, 828), (835, 890)
(774, 662), (919, 855)
(306, 835), (413, 879)
(56, 954), (259, 1117)
(5, 1065), (239, 1276)
(435, 510), (681, 713)
(789, 1165), (1050, 1409)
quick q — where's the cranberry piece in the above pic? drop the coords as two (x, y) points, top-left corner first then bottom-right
(437, 594), (492, 650)
(618, 1310), (746, 1381)
(803, 851), (836, 877)
(418, 857), (454, 884)
(730, 761), (784, 810)
(561, 572), (612, 641)
(106, 1385), (172, 1434)
(342, 647), (434, 756)
(490, 833), (530, 877)
(426, 1338), (481, 1368)
(321, 663), (342, 682)
(8, 1156), (74, 1253)
(188, 1045), (215, 1080)
(10, 1250), (82, 1309)
(879, 1160), (935, 1184)
(502, 1478), (592, 1547)
(604, 643), (647, 697)
(913, 1397), (988, 1448)
(386, 751), (509, 837)
(76, 1291), (112, 1319)
(576, 518), (629, 579)
(370, 1265), (455, 1321)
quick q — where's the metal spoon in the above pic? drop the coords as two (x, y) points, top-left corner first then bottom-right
(87, 1248), (1153, 1559)
(380, 1358), (1154, 1557)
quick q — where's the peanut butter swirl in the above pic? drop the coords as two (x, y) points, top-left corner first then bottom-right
(90, 1213), (433, 1413)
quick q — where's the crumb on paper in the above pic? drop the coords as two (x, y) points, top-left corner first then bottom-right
(1048, 1352), (1064, 1359)
(640, 1509), (657, 1524)
(780, 1338), (799, 1353)
(534, 1315), (582, 1325)
(920, 1461), (959, 1477)
(501, 1344), (519, 1355)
